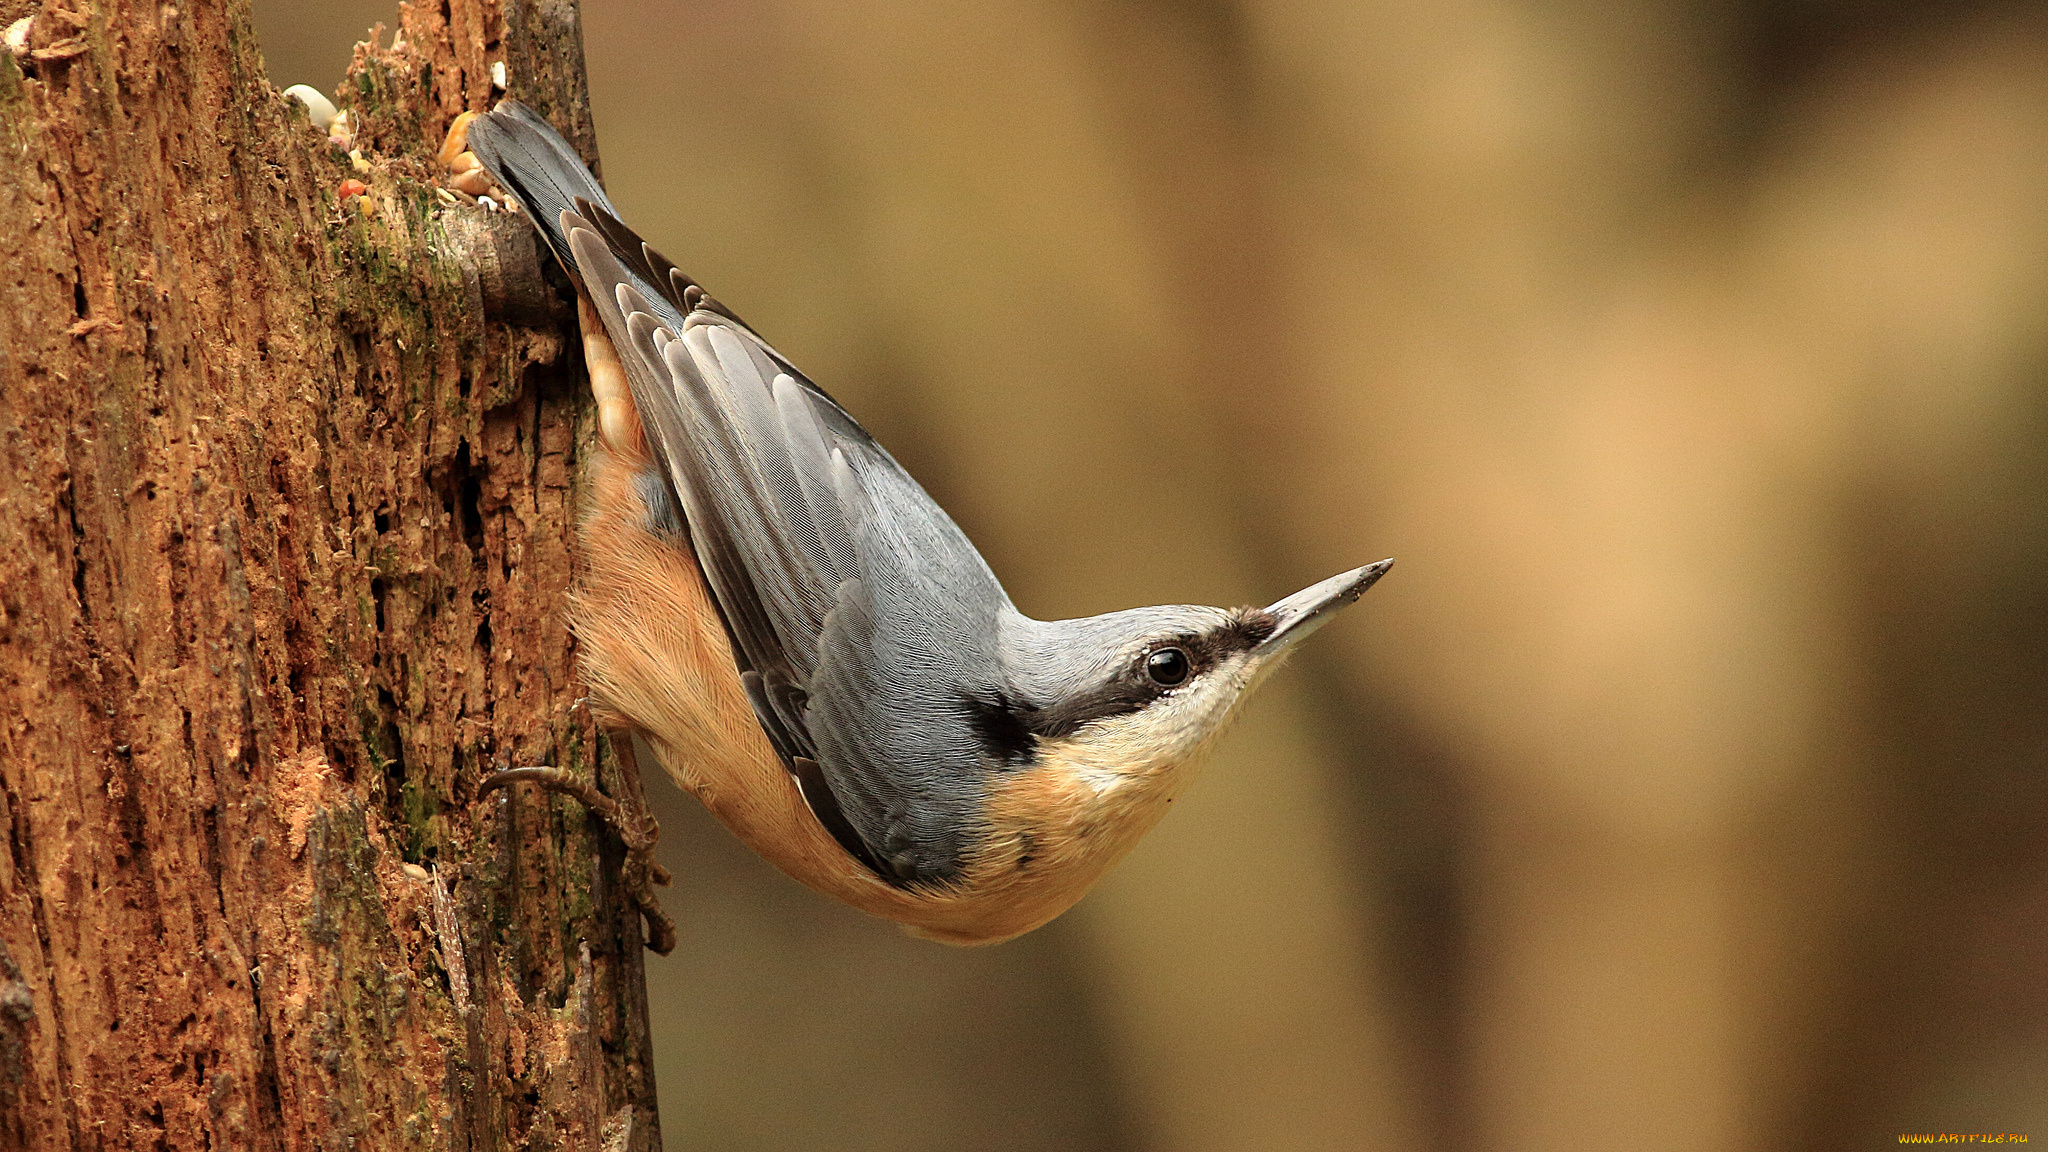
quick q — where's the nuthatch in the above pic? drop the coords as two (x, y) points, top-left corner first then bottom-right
(467, 102), (1391, 946)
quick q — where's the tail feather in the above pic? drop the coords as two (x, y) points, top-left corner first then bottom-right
(467, 100), (760, 334)
(466, 100), (616, 287)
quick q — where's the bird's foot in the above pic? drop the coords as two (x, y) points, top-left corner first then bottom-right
(479, 752), (677, 955)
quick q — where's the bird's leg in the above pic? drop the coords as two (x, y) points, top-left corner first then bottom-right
(595, 730), (681, 956)
(478, 732), (678, 955)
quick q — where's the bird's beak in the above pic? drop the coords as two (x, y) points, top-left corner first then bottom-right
(1255, 559), (1394, 656)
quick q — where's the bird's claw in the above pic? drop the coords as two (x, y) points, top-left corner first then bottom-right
(479, 761), (677, 954)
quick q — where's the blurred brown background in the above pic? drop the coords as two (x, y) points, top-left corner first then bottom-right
(258, 1), (2048, 1148)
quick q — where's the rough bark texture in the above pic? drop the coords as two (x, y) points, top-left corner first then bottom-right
(0, 0), (658, 1147)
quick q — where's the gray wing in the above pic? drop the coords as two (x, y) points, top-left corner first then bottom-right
(468, 102), (1012, 885)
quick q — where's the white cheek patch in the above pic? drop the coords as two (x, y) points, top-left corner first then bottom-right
(1062, 654), (1261, 793)
(1162, 654), (1258, 745)
(1072, 761), (1128, 795)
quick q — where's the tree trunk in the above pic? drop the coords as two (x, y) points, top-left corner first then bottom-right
(0, 0), (660, 1147)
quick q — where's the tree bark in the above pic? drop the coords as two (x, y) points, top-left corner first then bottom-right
(0, 0), (659, 1147)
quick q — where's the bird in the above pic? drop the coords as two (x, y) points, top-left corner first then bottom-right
(465, 100), (1391, 947)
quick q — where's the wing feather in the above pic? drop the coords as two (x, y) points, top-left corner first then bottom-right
(469, 101), (1014, 885)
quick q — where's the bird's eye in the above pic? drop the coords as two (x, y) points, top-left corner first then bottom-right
(1145, 647), (1191, 686)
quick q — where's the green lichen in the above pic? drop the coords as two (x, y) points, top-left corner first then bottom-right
(392, 777), (439, 864)
(0, 46), (22, 108)
(302, 802), (445, 1151)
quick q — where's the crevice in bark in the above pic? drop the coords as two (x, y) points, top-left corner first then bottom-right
(62, 476), (88, 623)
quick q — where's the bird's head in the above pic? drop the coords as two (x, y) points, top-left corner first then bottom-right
(997, 559), (1393, 786)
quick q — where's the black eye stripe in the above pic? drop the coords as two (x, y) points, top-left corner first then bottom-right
(1001, 608), (1283, 740)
